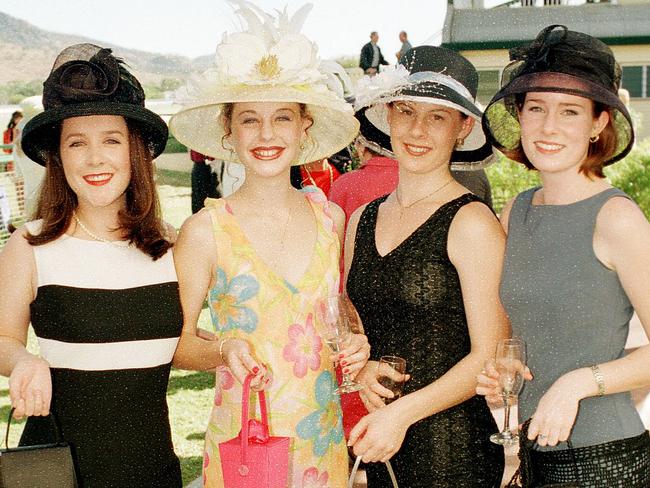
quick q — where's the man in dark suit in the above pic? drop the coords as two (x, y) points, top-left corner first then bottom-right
(359, 31), (388, 76)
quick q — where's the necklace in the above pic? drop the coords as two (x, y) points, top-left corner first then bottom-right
(395, 177), (455, 216)
(73, 213), (129, 249)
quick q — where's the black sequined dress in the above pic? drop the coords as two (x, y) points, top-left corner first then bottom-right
(347, 194), (504, 487)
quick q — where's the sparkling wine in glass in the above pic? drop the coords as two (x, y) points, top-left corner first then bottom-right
(315, 295), (364, 394)
(378, 355), (406, 404)
(490, 337), (527, 446)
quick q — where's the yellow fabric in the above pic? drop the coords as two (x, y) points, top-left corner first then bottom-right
(202, 186), (348, 488)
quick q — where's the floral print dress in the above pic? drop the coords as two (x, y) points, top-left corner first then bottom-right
(202, 187), (348, 488)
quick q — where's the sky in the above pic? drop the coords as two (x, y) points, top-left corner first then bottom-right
(0, 0), (448, 61)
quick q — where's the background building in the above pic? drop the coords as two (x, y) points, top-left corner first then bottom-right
(442, 0), (650, 140)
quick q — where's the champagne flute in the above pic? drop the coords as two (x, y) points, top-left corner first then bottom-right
(315, 295), (364, 394)
(490, 337), (526, 446)
(378, 355), (406, 404)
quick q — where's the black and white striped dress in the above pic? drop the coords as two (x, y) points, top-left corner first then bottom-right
(20, 221), (183, 488)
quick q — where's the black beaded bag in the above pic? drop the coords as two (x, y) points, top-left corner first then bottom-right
(0, 408), (77, 488)
(507, 419), (650, 488)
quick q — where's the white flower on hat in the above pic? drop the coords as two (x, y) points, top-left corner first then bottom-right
(354, 64), (410, 110)
(214, 1), (323, 87)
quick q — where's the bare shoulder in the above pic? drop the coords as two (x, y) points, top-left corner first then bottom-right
(328, 201), (345, 228)
(498, 196), (517, 234)
(0, 225), (37, 288)
(1, 225), (35, 262)
(452, 200), (503, 237)
(597, 195), (649, 244)
(178, 208), (215, 243)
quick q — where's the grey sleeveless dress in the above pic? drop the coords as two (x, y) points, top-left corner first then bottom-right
(500, 187), (646, 449)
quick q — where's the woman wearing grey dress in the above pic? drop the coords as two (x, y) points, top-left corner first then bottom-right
(477, 25), (650, 486)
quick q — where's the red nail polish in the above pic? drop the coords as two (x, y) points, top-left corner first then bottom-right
(343, 368), (350, 374)
(338, 353), (344, 359)
(340, 360), (348, 366)
(252, 366), (259, 374)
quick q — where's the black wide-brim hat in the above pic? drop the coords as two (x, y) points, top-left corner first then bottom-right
(355, 107), (394, 158)
(22, 44), (168, 166)
(482, 25), (634, 165)
(357, 45), (495, 169)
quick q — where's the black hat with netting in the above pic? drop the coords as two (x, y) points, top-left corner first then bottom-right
(22, 43), (168, 166)
(482, 25), (634, 165)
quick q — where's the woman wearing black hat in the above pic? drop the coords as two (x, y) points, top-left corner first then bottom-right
(346, 46), (508, 487)
(477, 26), (650, 486)
(0, 44), (182, 486)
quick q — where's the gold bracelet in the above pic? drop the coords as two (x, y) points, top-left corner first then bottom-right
(219, 338), (232, 364)
(590, 364), (605, 396)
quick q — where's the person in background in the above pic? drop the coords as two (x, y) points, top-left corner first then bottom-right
(0, 43), (182, 487)
(359, 31), (388, 76)
(169, 4), (368, 486)
(395, 31), (412, 61)
(3, 111), (22, 154)
(346, 45), (507, 487)
(477, 25), (650, 487)
(190, 149), (220, 213)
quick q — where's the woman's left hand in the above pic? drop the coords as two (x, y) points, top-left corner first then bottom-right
(348, 402), (410, 463)
(528, 372), (583, 447)
(334, 333), (370, 378)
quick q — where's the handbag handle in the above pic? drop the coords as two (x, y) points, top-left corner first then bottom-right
(238, 373), (270, 475)
(5, 407), (65, 449)
(348, 456), (399, 488)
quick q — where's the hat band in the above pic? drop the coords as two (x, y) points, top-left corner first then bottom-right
(409, 71), (474, 101)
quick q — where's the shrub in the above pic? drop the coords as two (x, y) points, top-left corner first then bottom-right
(485, 153), (540, 214)
(164, 134), (188, 154)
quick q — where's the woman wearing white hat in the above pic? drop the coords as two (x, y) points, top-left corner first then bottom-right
(169, 3), (368, 487)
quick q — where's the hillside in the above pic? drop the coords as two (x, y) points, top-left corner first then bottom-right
(0, 11), (210, 84)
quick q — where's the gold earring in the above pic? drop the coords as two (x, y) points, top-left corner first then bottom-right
(221, 135), (233, 151)
(589, 134), (600, 143)
(455, 137), (465, 150)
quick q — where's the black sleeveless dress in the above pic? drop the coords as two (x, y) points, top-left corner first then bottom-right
(347, 194), (504, 487)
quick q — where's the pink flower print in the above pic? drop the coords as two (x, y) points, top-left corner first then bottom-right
(214, 367), (235, 406)
(283, 313), (322, 378)
(302, 467), (329, 488)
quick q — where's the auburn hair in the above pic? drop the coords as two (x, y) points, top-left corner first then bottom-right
(504, 96), (617, 178)
(25, 119), (172, 260)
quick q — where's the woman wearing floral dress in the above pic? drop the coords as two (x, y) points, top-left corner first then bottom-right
(170, 4), (368, 487)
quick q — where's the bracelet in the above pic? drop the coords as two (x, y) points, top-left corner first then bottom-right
(590, 364), (605, 397)
(219, 338), (233, 364)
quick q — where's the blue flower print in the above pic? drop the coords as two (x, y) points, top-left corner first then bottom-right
(296, 371), (344, 457)
(209, 268), (259, 333)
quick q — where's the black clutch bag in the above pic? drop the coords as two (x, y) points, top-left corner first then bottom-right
(0, 408), (77, 488)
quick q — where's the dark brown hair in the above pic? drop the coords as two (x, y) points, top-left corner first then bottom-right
(504, 95), (617, 178)
(26, 119), (172, 260)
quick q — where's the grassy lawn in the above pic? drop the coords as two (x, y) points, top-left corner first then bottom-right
(0, 169), (214, 486)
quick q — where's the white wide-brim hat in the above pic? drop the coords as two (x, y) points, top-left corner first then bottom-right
(170, 84), (358, 165)
(169, 2), (359, 166)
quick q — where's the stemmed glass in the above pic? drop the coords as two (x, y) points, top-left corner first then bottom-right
(315, 295), (364, 394)
(378, 355), (407, 404)
(490, 337), (527, 446)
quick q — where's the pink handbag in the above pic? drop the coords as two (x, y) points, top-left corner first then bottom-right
(219, 374), (290, 488)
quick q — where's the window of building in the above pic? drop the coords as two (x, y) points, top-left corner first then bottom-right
(477, 70), (501, 105)
(621, 66), (648, 99)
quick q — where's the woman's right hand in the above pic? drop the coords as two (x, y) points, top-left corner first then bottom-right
(475, 359), (533, 406)
(219, 338), (271, 392)
(357, 360), (410, 412)
(9, 355), (52, 419)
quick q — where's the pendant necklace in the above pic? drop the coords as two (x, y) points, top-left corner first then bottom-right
(395, 177), (455, 218)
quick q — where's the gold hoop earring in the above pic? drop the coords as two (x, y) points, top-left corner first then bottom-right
(221, 134), (233, 152)
(590, 134), (600, 143)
